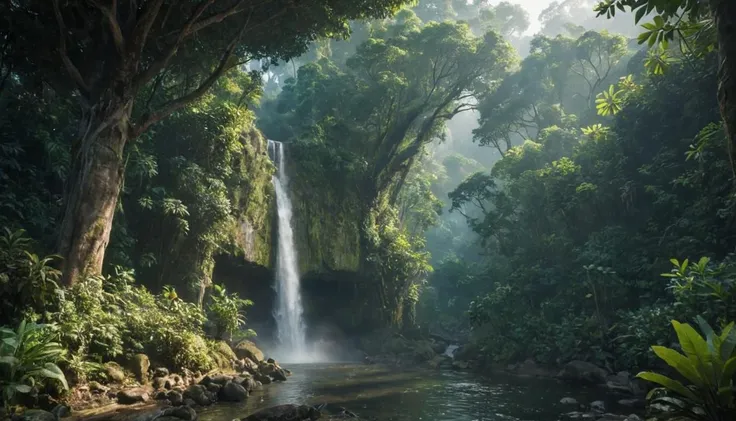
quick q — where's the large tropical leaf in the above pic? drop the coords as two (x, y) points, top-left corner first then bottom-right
(672, 320), (715, 384)
(637, 371), (700, 402)
(651, 345), (704, 386)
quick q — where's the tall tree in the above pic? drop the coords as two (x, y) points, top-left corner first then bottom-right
(595, 0), (736, 174)
(1, 0), (410, 285)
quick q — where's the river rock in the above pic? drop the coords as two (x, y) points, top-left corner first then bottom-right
(159, 405), (197, 421)
(271, 368), (288, 382)
(241, 377), (259, 392)
(560, 397), (578, 405)
(220, 381), (248, 402)
(557, 361), (608, 385)
(597, 415), (627, 421)
(605, 372), (633, 394)
(130, 354), (151, 383)
(167, 390), (184, 406)
(590, 400), (606, 413)
(235, 340), (265, 362)
(452, 360), (469, 370)
(88, 381), (108, 393)
(105, 362), (126, 383)
(50, 404), (71, 419)
(19, 410), (56, 421)
(184, 384), (213, 406)
(117, 388), (150, 404)
(624, 415), (642, 421)
(241, 404), (321, 421)
(153, 376), (168, 390)
(617, 398), (645, 409)
(206, 383), (222, 395)
(255, 373), (272, 384)
(154, 367), (170, 378)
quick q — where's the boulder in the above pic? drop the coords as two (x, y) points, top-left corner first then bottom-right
(271, 368), (288, 382)
(234, 341), (264, 363)
(184, 384), (213, 406)
(606, 372), (633, 394)
(167, 390), (184, 406)
(159, 405), (197, 421)
(130, 354), (151, 383)
(50, 404), (71, 419)
(104, 362), (126, 383)
(117, 388), (150, 404)
(597, 415), (626, 421)
(590, 400), (606, 413)
(220, 381), (248, 402)
(154, 367), (170, 378)
(558, 361), (608, 385)
(242, 404), (321, 421)
(206, 383), (222, 395)
(241, 377), (259, 392)
(153, 377), (168, 390)
(259, 362), (276, 376)
(19, 410), (57, 421)
(242, 358), (260, 375)
(88, 381), (108, 393)
(267, 358), (276, 364)
(624, 415), (642, 421)
(255, 373), (272, 385)
(560, 397), (578, 405)
(452, 360), (469, 370)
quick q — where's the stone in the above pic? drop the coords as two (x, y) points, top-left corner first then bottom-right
(153, 376), (168, 390)
(618, 399), (645, 409)
(155, 391), (169, 400)
(267, 358), (276, 364)
(241, 377), (259, 392)
(259, 362), (276, 376)
(271, 368), (288, 382)
(624, 415), (642, 421)
(234, 340), (265, 363)
(50, 404), (71, 419)
(220, 381), (248, 402)
(117, 388), (150, 404)
(183, 398), (197, 407)
(130, 354), (151, 383)
(184, 384), (213, 406)
(606, 372), (633, 394)
(255, 373), (272, 385)
(241, 404), (321, 421)
(597, 415), (627, 421)
(171, 374), (184, 386)
(590, 400), (606, 413)
(105, 362), (126, 383)
(154, 367), (170, 378)
(160, 405), (197, 421)
(557, 361), (608, 385)
(560, 397), (578, 405)
(167, 390), (184, 406)
(206, 383), (222, 394)
(212, 374), (234, 385)
(88, 381), (108, 393)
(242, 358), (260, 375)
(19, 410), (56, 421)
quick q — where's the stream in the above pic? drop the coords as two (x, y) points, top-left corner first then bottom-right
(197, 363), (627, 421)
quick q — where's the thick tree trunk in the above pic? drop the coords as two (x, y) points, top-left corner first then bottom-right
(712, 0), (736, 173)
(58, 101), (132, 286)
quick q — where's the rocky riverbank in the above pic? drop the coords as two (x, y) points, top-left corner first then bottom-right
(6, 340), (291, 421)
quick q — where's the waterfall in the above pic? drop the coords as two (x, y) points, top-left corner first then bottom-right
(268, 140), (308, 362)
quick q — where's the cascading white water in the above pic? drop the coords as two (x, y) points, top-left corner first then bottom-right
(268, 140), (308, 362)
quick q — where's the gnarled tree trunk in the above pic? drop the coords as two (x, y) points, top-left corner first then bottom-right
(712, 0), (736, 173)
(58, 99), (132, 286)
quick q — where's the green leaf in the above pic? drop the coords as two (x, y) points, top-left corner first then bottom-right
(651, 346), (703, 386)
(720, 356), (736, 386)
(635, 6), (647, 23)
(637, 371), (699, 402)
(13, 384), (32, 393)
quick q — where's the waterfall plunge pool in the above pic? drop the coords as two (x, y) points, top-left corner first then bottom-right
(198, 363), (628, 421)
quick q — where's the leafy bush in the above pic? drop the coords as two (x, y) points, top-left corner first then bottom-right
(206, 284), (253, 341)
(637, 317), (736, 421)
(0, 320), (68, 407)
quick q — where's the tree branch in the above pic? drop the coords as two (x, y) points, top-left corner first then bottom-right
(52, 0), (91, 97)
(128, 0), (166, 62)
(90, 0), (126, 56)
(132, 20), (250, 138)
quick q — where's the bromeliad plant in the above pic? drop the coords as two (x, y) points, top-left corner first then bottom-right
(0, 320), (68, 407)
(637, 316), (736, 421)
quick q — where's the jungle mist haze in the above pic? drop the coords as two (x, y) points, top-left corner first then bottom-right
(2, 0), (736, 419)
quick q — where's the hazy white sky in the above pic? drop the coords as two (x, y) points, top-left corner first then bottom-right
(489, 0), (556, 34)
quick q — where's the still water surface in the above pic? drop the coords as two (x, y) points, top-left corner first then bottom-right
(198, 363), (622, 421)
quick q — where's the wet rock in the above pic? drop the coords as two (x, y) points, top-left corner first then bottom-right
(18, 410), (56, 421)
(606, 372), (633, 394)
(183, 398), (197, 407)
(255, 373), (272, 385)
(557, 361), (608, 385)
(117, 388), (150, 404)
(514, 358), (556, 377)
(234, 340), (264, 363)
(590, 401), (606, 413)
(130, 354), (151, 383)
(105, 362), (126, 383)
(271, 368), (288, 382)
(171, 374), (184, 387)
(159, 405), (197, 421)
(167, 390), (184, 406)
(51, 404), (71, 419)
(184, 384), (213, 406)
(624, 415), (642, 421)
(220, 381), (248, 402)
(242, 358), (260, 375)
(259, 362), (276, 376)
(242, 404), (321, 421)
(154, 367), (170, 378)
(206, 383), (222, 395)
(617, 399), (645, 409)
(241, 377), (259, 392)
(560, 397), (578, 405)
(562, 411), (596, 420)
(155, 391), (169, 400)
(267, 358), (276, 364)
(597, 415), (626, 421)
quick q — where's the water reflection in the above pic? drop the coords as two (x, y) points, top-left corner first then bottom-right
(198, 363), (619, 421)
